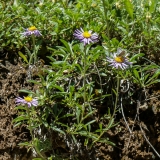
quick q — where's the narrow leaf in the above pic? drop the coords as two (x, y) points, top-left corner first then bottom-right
(124, 0), (133, 19)
(84, 120), (96, 127)
(18, 51), (28, 64)
(149, 0), (157, 13)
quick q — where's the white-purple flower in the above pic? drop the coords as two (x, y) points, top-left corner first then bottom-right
(15, 96), (38, 107)
(107, 48), (132, 70)
(73, 28), (98, 45)
(22, 26), (42, 37)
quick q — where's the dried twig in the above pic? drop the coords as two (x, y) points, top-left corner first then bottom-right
(120, 96), (132, 134)
(137, 99), (160, 158)
(125, 112), (137, 149)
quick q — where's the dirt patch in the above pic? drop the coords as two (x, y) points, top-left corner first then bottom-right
(0, 54), (32, 160)
(0, 53), (160, 160)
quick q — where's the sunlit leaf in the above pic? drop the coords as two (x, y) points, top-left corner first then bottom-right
(18, 51), (28, 64)
(124, 0), (133, 19)
(149, 0), (157, 13)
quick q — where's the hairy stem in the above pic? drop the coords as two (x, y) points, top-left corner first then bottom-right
(26, 107), (45, 159)
(28, 35), (36, 65)
(82, 47), (87, 120)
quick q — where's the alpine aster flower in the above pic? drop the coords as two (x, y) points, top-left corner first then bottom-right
(22, 26), (42, 37)
(15, 96), (38, 107)
(107, 48), (132, 70)
(73, 28), (98, 45)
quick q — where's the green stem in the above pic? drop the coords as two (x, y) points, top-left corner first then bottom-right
(28, 53), (34, 66)
(26, 107), (45, 159)
(113, 76), (120, 117)
(32, 35), (37, 64)
(28, 35), (36, 65)
(101, 0), (110, 39)
(92, 75), (120, 144)
(26, 106), (33, 138)
(82, 47), (87, 120)
(106, 75), (120, 127)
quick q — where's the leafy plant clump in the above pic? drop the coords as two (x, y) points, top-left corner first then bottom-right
(8, 0), (160, 159)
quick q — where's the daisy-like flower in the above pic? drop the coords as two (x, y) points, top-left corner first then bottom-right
(73, 28), (98, 45)
(107, 48), (132, 70)
(22, 26), (42, 37)
(15, 96), (38, 107)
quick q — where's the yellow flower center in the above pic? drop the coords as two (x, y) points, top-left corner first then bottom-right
(83, 31), (91, 38)
(114, 56), (124, 63)
(24, 96), (33, 102)
(28, 26), (37, 31)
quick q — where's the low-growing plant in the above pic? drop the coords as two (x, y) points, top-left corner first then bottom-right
(12, 0), (160, 159)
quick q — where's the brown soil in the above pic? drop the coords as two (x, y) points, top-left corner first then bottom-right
(0, 53), (160, 160)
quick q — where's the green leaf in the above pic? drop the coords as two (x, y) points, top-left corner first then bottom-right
(14, 105), (26, 110)
(99, 123), (102, 131)
(50, 126), (65, 135)
(13, 122), (22, 127)
(71, 135), (77, 143)
(146, 79), (160, 87)
(18, 141), (32, 147)
(144, 73), (150, 82)
(133, 69), (140, 80)
(145, 69), (160, 84)
(82, 110), (96, 121)
(52, 61), (67, 65)
(59, 114), (74, 119)
(149, 0), (157, 13)
(124, 0), (133, 19)
(74, 63), (82, 72)
(56, 122), (69, 128)
(142, 64), (158, 71)
(19, 89), (35, 94)
(27, 80), (41, 85)
(98, 138), (115, 145)
(84, 138), (89, 146)
(47, 84), (64, 92)
(84, 132), (98, 140)
(107, 118), (114, 129)
(18, 51), (28, 64)
(130, 53), (144, 62)
(76, 107), (81, 124)
(78, 130), (88, 136)
(154, 69), (160, 75)
(112, 89), (117, 96)
(60, 39), (73, 54)
(84, 120), (96, 127)
(24, 46), (32, 56)
(13, 115), (28, 123)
